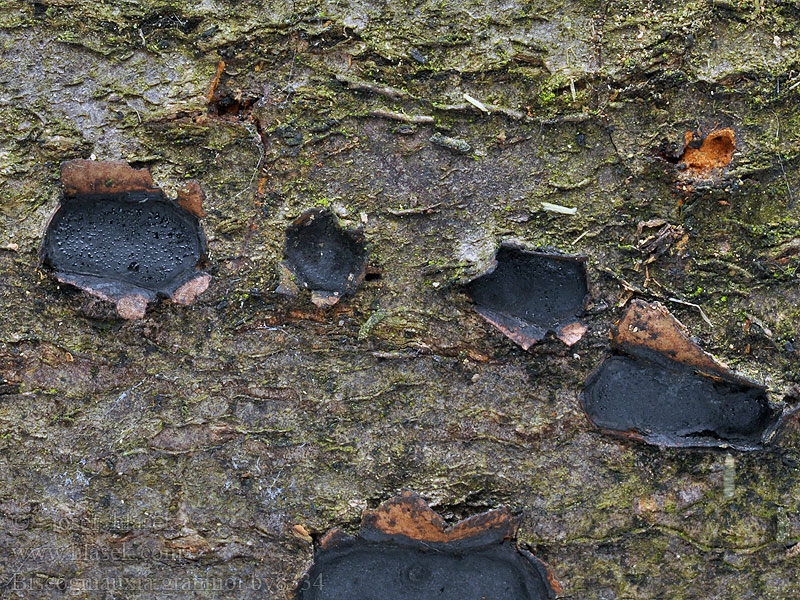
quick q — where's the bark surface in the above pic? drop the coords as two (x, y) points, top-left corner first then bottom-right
(1, 0), (800, 598)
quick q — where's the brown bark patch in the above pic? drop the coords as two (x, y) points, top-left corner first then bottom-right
(60, 160), (157, 196)
(150, 423), (236, 454)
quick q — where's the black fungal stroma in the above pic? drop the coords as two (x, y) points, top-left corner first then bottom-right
(298, 541), (554, 600)
(43, 193), (205, 291)
(580, 300), (785, 450)
(41, 160), (210, 319)
(582, 353), (778, 449)
(466, 244), (588, 348)
(295, 491), (557, 600)
(282, 209), (367, 304)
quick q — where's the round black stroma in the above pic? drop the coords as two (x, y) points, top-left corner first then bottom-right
(283, 209), (367, 295)
(466, 245), (588, 332)
(581, 352), (779, 449)
(294, 540), (554, 600)
(42, 191), (206, 294)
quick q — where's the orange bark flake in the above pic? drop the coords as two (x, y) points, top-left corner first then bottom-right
(679, 128), (735, 176)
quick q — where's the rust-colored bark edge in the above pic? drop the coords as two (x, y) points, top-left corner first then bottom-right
(360, 489), (513, 543)
(60, 159), (158, 196)
(612, 299), (751, 384)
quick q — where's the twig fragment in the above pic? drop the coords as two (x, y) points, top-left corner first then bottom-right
(541, 201), (577, 215)
(548, 177), (592, 191)
(207, 60), (226, 102)
(336, 74), (409, 100)
(387, 203), (442, 216)
(463, 93), (489, 113)
(571, 230), (588, 245)
(667, 297), (713, 328)
(369, 109), (434, 124)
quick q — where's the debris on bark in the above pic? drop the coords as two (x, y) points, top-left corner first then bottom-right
(335, 74), (409, 100)
(430, 132), (472, 154)
(540, 201), (578, 215)
(636, 219), (687, 269)
(369, 109), (434, 125)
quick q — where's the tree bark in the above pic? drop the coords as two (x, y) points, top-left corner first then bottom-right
(1, 0), (799, 597)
